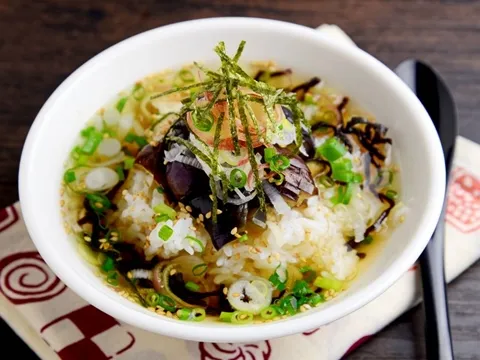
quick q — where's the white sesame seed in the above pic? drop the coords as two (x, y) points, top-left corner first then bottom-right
(230, 227), (238, 235)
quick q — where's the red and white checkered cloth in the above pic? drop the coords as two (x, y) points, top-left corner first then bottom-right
(2, 26), (480, 360)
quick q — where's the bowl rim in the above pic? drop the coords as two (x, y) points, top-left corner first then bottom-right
(19, 17), (446, 343)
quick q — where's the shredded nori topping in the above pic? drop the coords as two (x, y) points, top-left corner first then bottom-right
(153, 41), (307, 221)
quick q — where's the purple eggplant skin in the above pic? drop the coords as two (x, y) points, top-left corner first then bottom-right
(281, 106), (315, 160)
(137, 118), (249, 250)
(274, 147), (317, 202)
(189, 195), (248, 250)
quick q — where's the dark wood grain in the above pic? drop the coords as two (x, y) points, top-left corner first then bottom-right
(1, 0), (479, 359)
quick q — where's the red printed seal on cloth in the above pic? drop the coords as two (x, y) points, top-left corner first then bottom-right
(446, 167), (480, 233)
(199, 341), (271, 360)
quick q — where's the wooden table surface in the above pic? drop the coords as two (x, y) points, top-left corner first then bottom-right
(1, 1), (479, 359)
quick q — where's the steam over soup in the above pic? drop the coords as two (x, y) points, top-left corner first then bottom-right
(61, 41), (406, 323)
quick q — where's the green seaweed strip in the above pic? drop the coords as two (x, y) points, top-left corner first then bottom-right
(209, 175), (218, 223)
(215, 43), (253, 82)
(232, 40), (246, 63)
(205, 84), (224, 112)
(243, 98), (260, 140)
(213, 112), (229, 202)
(237, 93), (266, 212)
(225, 81), (240, 155)
(215, 42), (240, 155)
(193, 61), (223, 80)
(210, 112), (226, 222)
(166, 136), (214, 168)
(150, 81), (213, 99)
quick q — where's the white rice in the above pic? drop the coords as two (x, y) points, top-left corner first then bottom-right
(111, 163), (402, 286)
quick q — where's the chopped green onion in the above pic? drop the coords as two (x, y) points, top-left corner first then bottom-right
(185, 281), (200, 292)
(191, 109), (214, 132)
(101, 256), (115, 272)
(353, 173), (363, 183)
(80, 126), (96, 137)
(270, 305), (285, 316)
(71, 146), (89, 165)
(158, 225), (173, 241)
(271, 173), (285, 185)
(219, 311), (234, 322)
(238, 234), (248, 242)
(124, 133), (148, 148)
(115, 166), (125, 181)
(342, 183), (354, 204)
(186, 236), (205, 252)
(116, 97), (128, 113)
(331, 183), (354, 205)
(86, 193), (112, 212)
(316, 137), (347, 162)
(192, 263), (208, 276)
(154, 214), (170, 223)
(106, 270), (119, 286)
(332, 171), (353, 183)
(124, 156), (135, 170)
(178, 69), (195, 83)
(269, 155), (290, 172)
(377, 169), (394, 186)
(191, 308), (206, 322)
(269, 267), (287, 291)
(81, 130), (103, 155)
(299, 266), (317, 282)
(156, 186), (164, 194)
(157, 294), (176, 312)
(177, 308), (192, 321)
(230, 169), (247, 188)
(314, 276), (343, 291)
(278, 295), (298, 315)
(299, 266), (313, 273)
(308, 293), (325, 306)
(231, 311), (254, 324)
(132, 84), (145, 100)
(64, 169), (76, 183)
(292, 280), (313, 298)
(363, 235), (374, 245)
(316, 175), (334, 188)
(260, 306), (278, 320)
(146, 291), (160, 307)
(153, 203), (177, 220)
(264, 147), (277, 162)
(385, 189), (398, 200)
(331, 158), (353, 182)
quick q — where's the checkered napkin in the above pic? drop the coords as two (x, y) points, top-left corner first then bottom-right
(1, 25), (479, 360)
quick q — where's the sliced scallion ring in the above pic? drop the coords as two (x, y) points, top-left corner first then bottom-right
(260, 306), (278, 320)
(230, 169), (247, 188)
(186, 236), (205, 253)
(227, 277), (273, 314)
(269, 154), (290, 172)
(192, 263), (208, 276)
(231, 311), (254, 324)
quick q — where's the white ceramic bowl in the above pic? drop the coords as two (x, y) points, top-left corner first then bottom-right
(19, 17), (445, 343)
